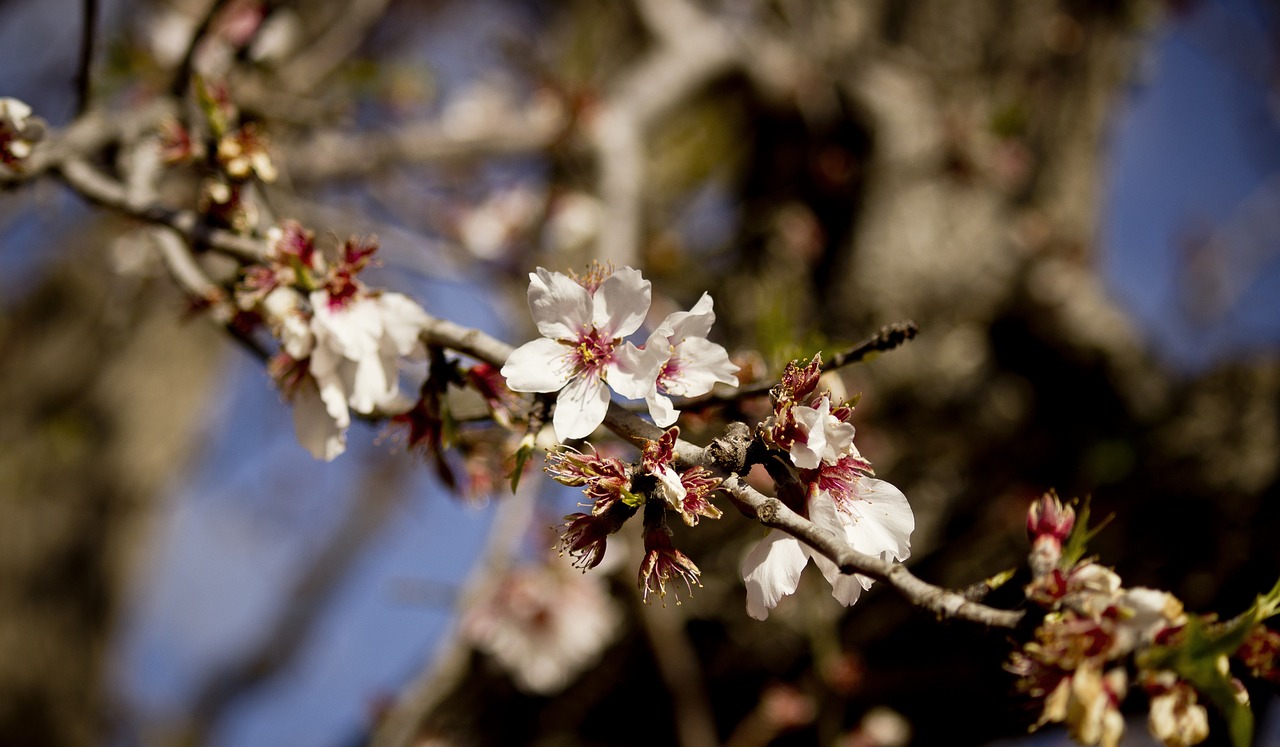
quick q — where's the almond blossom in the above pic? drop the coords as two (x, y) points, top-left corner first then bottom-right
(501, 266), (656, 441)
(741, 476), (914, 620)
(243, 223), (430, 460)
(0, 97), (41, 169)
(631, 293), (739, 427)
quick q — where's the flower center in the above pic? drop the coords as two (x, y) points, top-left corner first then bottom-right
(572, 328), (616, 374)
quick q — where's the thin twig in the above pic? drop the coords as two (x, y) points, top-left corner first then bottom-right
(74, 0), (98, 116)
(676, 320), (920, 411)
(57, 158), (266, 262)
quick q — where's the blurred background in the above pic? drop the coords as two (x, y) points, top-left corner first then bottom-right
(2, 0), (1279, 745)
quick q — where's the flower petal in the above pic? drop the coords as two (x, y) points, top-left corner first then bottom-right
(606, 341), (662, 400)
(502, 338), (573, 393)
(741, 530), (809, 620)
(661, 337), (738, 397)
(591, 266), (650, 338)
(529, 268), (591, 340)
(553, 371), (610, 440)
(655, 292), (716, 341)
(845, 477), (914, 562)
(375, 292), (429, 357)
(646, 388), (678, 428)
(292, 378), (348, 461)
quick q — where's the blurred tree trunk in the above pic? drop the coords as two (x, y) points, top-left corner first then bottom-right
(0, 230), (224, 746)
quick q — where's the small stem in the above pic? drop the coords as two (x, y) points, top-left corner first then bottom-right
(74, 0), (98, 115)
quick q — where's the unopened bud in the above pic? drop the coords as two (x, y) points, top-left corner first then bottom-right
(1027, 492), (1075, 544)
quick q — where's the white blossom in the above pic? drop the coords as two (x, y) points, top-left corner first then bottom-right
(787, 396), (857, 469)
(1, 97), (39, 166)
(741, 477), (914, 620)
(629, 293), (739, 427)
(501, 267), (656, 441)
(463, 565), (621, 694)
(282, 290), (429, 461)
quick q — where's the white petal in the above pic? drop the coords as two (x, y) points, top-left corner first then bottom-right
(311, 292), (382, 360)
(347, 350), (395, 414)
(501, 338), (574, 392)
(647, 388), (678, 428)
(810, 550), (869, 607)
(292, 379), (348, 461)
(741, 530), (809, 620)
(553, 372), (610, 441)
(529, 268), (591, 340)
(788, 440), (822, 470)
(655, 292), (716, 341)
(845, 478), (914, 562)
(591, 266), (650, 338)
(606, 341), (662, 400)
(807, 494), (872, 606)
(655, 465), (687, 509)
(375, 292), (429, 357)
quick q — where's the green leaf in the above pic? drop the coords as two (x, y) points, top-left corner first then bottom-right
(507, 436), (534, 493)
(619, 487), (644, 508)
(1059, 496), (1113, 569)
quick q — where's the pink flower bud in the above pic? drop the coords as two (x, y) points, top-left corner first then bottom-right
(1027, 492), (1075, 544)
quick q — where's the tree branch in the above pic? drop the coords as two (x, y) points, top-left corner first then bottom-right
(719, 475), (1024, 629)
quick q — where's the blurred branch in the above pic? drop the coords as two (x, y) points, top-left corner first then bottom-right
(589, 0), (739, 267)
(0, 99), (175, 182)
(273, 0), (391, 94)
(75, 0), (98, 115)
(56, 158), (266, 262)
(283, 110), (566, 183)
(170, 0), (231, 96)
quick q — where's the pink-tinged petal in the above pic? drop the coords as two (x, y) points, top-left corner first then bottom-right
(741, 530), (809, 620)
(606, 341), (662, 400)
(529, 268), (592, 340)
(844, 478), (914, 562)
(655, 292), (716, 341)
(591, 266), (650, 338)
(502, 338), (574, 393)
(553, 372), (610, 441)
(292, 379), (348, 461)
(661, 337), (738, 397)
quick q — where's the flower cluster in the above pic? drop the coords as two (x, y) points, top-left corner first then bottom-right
(500, 264), (737, 441)
(548, 427), (724, 605)
(161, 79), (277, 234)
(743, 354), (913, 620)
(0, 97), (42, 169)
(238, 220), (429, 461)
(1010, 493), (1280, 747)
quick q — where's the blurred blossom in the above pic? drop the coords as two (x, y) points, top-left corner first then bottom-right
(545, 192), (602, 254)
(456, 186), (541, 261)
(462, 564), (620, 694)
